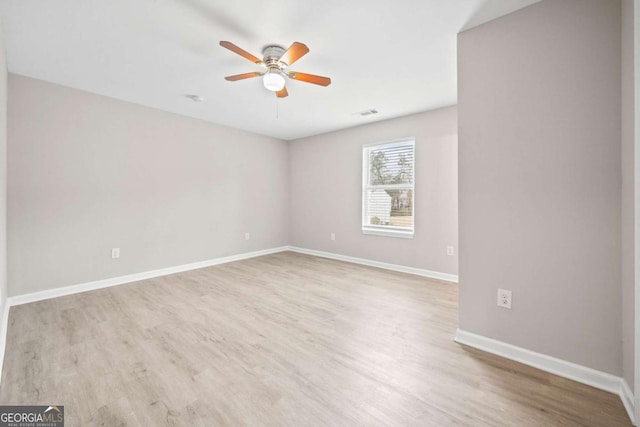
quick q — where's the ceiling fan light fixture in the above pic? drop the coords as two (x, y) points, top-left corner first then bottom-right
(263, 71), (286, 92)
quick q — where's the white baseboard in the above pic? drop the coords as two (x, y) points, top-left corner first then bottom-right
(7, 246), (289, 307)
(287, 246), (458, 283)
(455, 329), (636, 425)
(621, 379), (637, 425)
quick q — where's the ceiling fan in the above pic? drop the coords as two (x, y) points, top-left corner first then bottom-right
(220, 41), (331, 98)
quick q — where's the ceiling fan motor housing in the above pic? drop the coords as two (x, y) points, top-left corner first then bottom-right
(262, 45), (287, 69)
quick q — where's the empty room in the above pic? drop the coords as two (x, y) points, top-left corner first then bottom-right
(0, 0), (637, 425)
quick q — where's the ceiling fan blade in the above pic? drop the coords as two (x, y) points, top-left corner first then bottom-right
(276, 86), (288, 98)
(287, 71), (331, 86)
(219, 41), (262, 64)
(224, 72), (263, 81)
(279, 42), (309, 66)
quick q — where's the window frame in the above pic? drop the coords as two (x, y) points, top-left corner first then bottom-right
(361, 137), (415, 239)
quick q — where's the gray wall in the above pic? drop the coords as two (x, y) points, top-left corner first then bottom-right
(289, 107), (458, 276)
(8, 75), (289, 296)
(458, 0), (622, 375)
(622, 0), (636, 392)
(0, 22), (6, 315)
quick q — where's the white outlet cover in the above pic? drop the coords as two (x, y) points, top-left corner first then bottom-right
(244, 232), (250, 240)
(497, 289), (512, 309)
(111, 248), (120, 259)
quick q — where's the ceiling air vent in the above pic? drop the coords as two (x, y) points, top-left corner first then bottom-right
(185, 94), (205, 102)
(353, 108), (379, 117)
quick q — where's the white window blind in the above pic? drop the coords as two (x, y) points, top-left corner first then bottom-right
(362, 138), (415, 238)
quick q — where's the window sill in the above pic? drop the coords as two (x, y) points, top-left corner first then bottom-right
(362, 228), (414, 239)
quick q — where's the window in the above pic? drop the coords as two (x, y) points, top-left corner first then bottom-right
(362, 138), (415, 238)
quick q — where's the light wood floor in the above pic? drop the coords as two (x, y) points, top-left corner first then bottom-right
(0, 252), (632, 426)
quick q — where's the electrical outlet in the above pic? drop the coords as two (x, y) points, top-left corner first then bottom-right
(111, 248), (120, 259)
(447, 246), (454, 256)
(330, 233), (336, 241)
(497, 289), (512, 309)
(244, 232), (250, 241)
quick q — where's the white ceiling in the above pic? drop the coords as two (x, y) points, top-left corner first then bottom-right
(0, 0), (539, 140)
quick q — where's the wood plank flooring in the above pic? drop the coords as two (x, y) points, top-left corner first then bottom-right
(0, 251), (632, 426)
